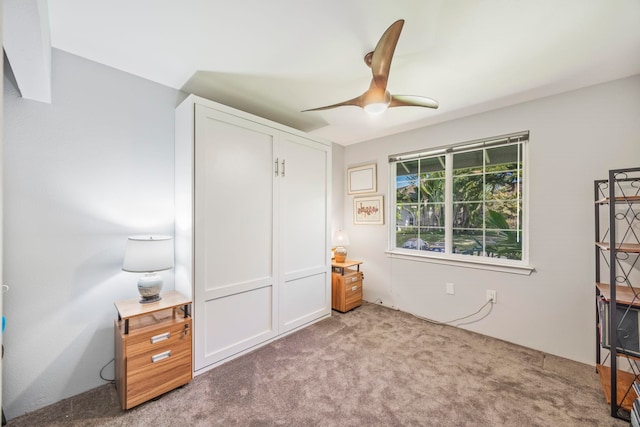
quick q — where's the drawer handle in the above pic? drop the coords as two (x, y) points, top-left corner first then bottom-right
(150, 332), (170, 344)
(351, 277), (358, 282)
(351, 285), (359, 291)
(151, 350), (171, 363)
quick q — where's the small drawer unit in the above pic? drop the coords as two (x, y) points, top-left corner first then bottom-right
(331, 260), (363, 312)
(114, 291), (192, 409)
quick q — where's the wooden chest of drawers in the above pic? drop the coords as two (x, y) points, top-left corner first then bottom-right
(331, 261), (363, 312)
(114, 291), (192, 409)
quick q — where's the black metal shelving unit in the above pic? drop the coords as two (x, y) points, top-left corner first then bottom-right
(594, 166), (640, 421)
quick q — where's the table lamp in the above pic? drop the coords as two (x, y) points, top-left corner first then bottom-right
(332, 229), (350, 263)
(122, 235), (174, 303)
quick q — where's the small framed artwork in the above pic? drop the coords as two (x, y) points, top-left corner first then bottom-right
(348, 163), (377, 194)
(354, 195), (384, 225)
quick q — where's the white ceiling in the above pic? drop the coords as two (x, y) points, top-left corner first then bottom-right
(40, 1), (640, 144)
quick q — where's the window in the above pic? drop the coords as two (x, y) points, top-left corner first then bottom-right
(391, 132), (528, 265)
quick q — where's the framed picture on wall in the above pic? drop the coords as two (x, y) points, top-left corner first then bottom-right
(347, 163), (377, 194)
(354, 195), (384, 225)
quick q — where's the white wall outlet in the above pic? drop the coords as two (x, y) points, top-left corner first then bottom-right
(487, 289), (497, 303)
(446, 283), (455, 295)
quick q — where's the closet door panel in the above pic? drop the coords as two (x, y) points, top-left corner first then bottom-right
(279, 137), (328, 273)
(278, 135), (330, 332)
(280, 273), (328, 330)
(194, 105), (277, 370)
(202, 286), (273, 363)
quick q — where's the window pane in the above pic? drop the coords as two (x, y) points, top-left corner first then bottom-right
(453, 202), (483, 229)
(486, 230), (522, 260)
(420, 156), (445, 174)
(397, 180), (418, 203)
(420, 176), (445, 203)
(396, 161), (419, 204)
(420, 228), (445, 252)
(453, 229), (484, 255)
(485, 171), (520, 200)
(453, 151), (483, 175)
(397, 160), (418, 177)
(396, 204), (419, 227)
(485, 201), (521, 230)
(397, 229), (418, 249)
(453, 175), (482, 202)
(486, 144), (519, 167)
(420, 203), (445, 227)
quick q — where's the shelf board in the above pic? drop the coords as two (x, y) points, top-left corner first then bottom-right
(595, 195), (640, 204)
(596, 364), (637, 411)
(596, 283), (640, 307)
(114, 290), (191, 320)
(331, 260), (363, 269)
(595, 242), (640, 253)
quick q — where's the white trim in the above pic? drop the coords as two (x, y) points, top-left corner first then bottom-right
(386, 250), (534, 275)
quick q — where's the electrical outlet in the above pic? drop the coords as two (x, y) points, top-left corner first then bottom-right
(446, 283), (455, 295)
(486, 290), (497, 303)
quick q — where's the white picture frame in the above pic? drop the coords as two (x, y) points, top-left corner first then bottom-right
(354, 195), (384, 225)
(348, 163), (377, 194)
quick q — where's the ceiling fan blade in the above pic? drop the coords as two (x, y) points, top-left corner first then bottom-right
(302, 95), (365, 112)
(370, 19), (404, 90)
(390, 95), (439, 109)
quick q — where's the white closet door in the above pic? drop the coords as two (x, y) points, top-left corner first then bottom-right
(194, 105), (277, 370)
(278, 134), (331, 333)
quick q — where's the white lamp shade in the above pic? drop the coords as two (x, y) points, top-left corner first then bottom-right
(332, 229), (350, 247)
(122, 235), (174, 273)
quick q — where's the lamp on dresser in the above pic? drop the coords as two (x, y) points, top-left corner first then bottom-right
(332, 229), (350, 263)
(122, 235), (174, 303)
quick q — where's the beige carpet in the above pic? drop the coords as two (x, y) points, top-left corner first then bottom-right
(6, 303), (627, 426)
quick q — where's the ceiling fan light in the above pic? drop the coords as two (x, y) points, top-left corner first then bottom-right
(364, 102), (389, 115)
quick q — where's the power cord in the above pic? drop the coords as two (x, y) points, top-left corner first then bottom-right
(455, 300), (494, 326)
(100, 358), (115, 383)
(409, 299), (495, 327)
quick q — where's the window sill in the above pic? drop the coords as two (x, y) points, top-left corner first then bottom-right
(385, 250), (535, 276)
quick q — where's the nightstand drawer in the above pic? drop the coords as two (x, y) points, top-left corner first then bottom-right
(344, 280), (362, 300)
(126, 340), (192, 408)
(128, 330), (191, 371)
(345, 280), (362, 311)
(127, 319), (191, 357)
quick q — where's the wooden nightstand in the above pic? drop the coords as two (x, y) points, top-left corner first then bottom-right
(114, 290), (192, 409)
(331, 260), (363, 312)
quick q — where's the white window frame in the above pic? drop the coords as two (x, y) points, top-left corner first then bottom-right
(387, 132), (533, 275)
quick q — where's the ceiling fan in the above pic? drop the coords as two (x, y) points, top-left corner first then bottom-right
(303, 19), (439, 115)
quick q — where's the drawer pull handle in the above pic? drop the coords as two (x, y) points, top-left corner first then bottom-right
(151, 350), (171, 363)
(351, 277), (358, 282)
(150, 332), (170, 344)
(351, 285), (359, 291)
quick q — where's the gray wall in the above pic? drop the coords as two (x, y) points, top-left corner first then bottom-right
(331, 143), (345, 236)
(342, 75), (640, 365)
(3, 49), (182, 418)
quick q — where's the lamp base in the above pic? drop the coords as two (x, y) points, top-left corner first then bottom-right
(139, 294), (162, 304)
(138, 273), (163, 304)
(334, 246), (347, 263)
